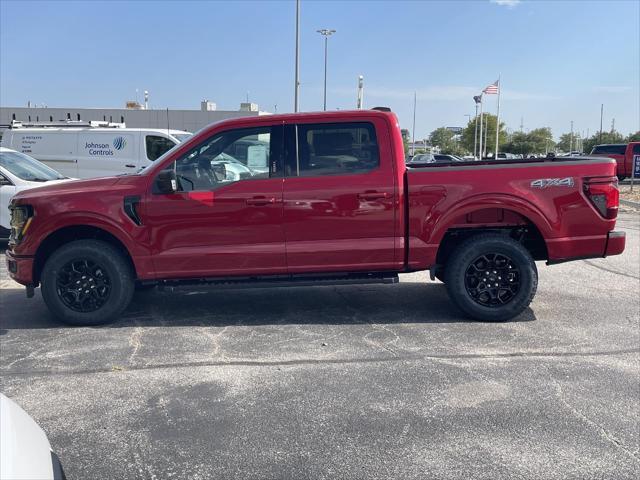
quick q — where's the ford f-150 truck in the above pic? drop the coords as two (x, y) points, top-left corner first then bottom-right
(6, 109), (625, 325)
(591, 141), (640, 180)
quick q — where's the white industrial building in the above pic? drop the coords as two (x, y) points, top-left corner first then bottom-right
(0, 101), (270, 135)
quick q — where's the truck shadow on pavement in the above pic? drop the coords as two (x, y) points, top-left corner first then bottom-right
(0, 282), (536, 330)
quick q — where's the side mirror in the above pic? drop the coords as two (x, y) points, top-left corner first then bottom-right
(0, 175), (12, 186)
(155, 169), (177, 194)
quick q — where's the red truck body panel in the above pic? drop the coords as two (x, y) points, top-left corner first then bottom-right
(406, 159), (619, 267)
(591, 142), (640, 178)
(6, 110), (625, 288)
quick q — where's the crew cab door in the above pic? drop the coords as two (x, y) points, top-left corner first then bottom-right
(282, 118), (400, 273)
(144, 124), (286, 279)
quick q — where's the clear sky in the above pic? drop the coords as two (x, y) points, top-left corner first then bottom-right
(1, 0), (638, 140)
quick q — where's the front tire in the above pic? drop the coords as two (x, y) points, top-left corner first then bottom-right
(444, 234), (537, 321)
(41, 240), (134, 325)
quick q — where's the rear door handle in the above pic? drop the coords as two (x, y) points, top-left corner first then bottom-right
(125, 164), (136, 168)
(246, 197), (277, 206)
(357, 191), (389, 200)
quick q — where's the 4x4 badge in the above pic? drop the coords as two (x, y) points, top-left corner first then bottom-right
(530, 177), (574, 189)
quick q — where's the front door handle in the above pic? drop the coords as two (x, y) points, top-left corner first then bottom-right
(125, 164), (136, 168)
(246, 197), (277, 206)
(357, 191), (389, 200)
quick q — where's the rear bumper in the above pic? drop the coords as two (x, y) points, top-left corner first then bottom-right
(547, 230), (625, 264)
(605, 230), (625, 257)
(5, 249), (35, 287)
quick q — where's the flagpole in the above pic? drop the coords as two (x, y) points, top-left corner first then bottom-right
(484, 115), (488, 157)
(495, 74), (501, 158)
(411, 91), (417, 156)
(473, 102), (479, 159)
(478, 95), (484, 160)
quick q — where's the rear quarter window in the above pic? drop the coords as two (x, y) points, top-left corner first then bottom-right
(295, 122), (379, 177)
(591, 145), (627, 155)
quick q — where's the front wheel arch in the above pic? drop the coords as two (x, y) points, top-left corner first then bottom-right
(34, 225), (137, 285)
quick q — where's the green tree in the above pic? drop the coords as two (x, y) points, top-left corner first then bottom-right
(400, 128), (410, 156)
(429, 127), (466, 156)
(627, 131), (640, 142)
(460, 113), (507, 157)
(582, 131), (626, 154)
(503, 128), (554, 156)
(556, 132), (580, 153)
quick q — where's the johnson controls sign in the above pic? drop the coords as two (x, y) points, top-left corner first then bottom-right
(85, 136), (127, 156)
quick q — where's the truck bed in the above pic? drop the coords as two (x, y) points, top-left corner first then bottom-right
(404, 156), (619, 269)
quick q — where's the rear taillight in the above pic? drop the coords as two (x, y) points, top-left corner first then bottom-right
(584, 177), (619, 219)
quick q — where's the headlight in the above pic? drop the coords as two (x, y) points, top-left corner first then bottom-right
(9, 204), (34, 245)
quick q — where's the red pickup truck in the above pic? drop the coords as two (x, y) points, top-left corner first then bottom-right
(591, 142), (640, 180)
(6, 109), (625, 325)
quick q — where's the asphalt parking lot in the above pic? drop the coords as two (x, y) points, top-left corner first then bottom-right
(1, 210), (639, 480)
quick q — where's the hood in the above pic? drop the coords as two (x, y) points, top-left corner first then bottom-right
(12, 176), (121, 202)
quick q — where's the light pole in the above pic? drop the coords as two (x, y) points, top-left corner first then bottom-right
(570, 120), (574, 153)
(294, 0), (300, 112)
(411, 91), (417, 156)
(317, 29), (336, 111)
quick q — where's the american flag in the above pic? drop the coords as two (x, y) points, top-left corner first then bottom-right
(483, 79), (500, 95)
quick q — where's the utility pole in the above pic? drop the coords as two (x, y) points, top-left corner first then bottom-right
(317, 29), (336, 111)
(599, 104), (604, 143)
(294, 0), (300, 112)
(611, 118), (615, 133)
(520, 117), (524, 133)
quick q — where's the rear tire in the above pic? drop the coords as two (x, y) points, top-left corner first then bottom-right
(41, 240), (134, 325)
(444, 234), (537, 321)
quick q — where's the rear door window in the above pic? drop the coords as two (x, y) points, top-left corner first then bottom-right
(146, 135), (177, 161)
(292, 122), (379, 177)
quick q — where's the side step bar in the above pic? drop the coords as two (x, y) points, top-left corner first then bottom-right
(143, 271), (399, 291)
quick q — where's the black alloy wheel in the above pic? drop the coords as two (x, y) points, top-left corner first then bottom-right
(464, 253), (521, 307)
(56, 259), (112, 312)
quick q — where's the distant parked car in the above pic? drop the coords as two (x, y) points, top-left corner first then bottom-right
(494, 153), (518, 160)
(0, 147), (72, 239)
(1, 393), (67, 480)
(209, 152), (257, 181)
(407, 153), (436, 164)
(409, 153), (462, 165)
(433, 154), (464, 163)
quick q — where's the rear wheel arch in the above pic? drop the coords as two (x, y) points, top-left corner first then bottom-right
(34, 225), (137, 284)
(434, 208), (549, 272)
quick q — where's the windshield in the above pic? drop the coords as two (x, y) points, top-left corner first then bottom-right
(173, 133), (193, 143)
(0, 150), (66, 181)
